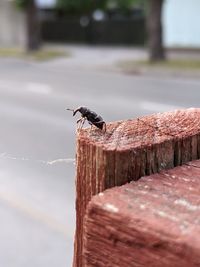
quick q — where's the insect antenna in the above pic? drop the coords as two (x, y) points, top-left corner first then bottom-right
(66, 108), (77, 116)
(66, 108), (74, 112)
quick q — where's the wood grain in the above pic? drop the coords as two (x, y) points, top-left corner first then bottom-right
(84, 160), (200, 267)
(73, 108), (200, 267)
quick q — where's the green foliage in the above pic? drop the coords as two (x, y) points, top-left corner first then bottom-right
(0, 47), (70, 61)
(56, 0), (143, 14)
(108, 0), (146, 11)
(56, 0), (107, 14)
(107, 0), (135, 10)
(15, 0), (30, 9)
(15, 0), (145, 12)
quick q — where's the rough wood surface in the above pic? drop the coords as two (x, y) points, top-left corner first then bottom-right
(73, 108), (200, 267)
(84, 160), (200, 267)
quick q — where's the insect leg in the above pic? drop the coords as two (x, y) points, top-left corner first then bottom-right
(88, 121), (94, 132)
(77, 117), (86, 130)
(76, 117), (84, 129)
(80, 118), (86, 129)
(76, 118), (82, 128)
(94, 120), (104, 125)
(93, 120), (106, 132)
(102, 123), (106, 132)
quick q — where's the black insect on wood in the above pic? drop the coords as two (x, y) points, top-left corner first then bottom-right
(67, 106), (106, 131)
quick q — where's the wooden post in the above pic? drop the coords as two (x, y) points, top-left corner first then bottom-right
(84, 160), (200, 267)
(73, 108), (200, 267)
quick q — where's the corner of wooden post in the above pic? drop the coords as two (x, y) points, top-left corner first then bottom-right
(73, 108), (200, 267)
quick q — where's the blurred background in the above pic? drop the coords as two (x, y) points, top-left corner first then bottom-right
(0, 0), (200, 266)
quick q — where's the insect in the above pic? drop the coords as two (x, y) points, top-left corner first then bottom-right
(66, 106), (106, 131)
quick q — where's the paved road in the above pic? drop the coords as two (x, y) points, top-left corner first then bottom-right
(0, 46), (200, 267)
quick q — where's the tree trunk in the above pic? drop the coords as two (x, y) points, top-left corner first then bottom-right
(147, 0), (165, 62)
(25, 0), (40, 51)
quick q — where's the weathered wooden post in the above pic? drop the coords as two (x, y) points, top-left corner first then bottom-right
(73, 108), (200, 267)
(84, 160), (200, 267)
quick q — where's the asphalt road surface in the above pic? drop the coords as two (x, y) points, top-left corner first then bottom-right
(0, 46), (200, 267)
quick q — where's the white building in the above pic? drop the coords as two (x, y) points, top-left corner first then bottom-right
(163, 0), (200, 48)
(36, 0), (56, 8)
(0, 0), (56, 48)
(0, 0), (26, 48)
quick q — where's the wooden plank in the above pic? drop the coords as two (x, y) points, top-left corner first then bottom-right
(84, 161), (200, 267)
(73, 108), (200, 267)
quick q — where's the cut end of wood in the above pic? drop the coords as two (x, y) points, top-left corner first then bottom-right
(78, 108), (200, 151)
(84, 160), (200, 267)
(76, 108), (200, 188)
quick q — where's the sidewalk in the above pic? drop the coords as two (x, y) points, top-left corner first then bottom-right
(42, 44), (200, 79)
(42, 44), (147, 70)
(1, 44), (200, 78)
